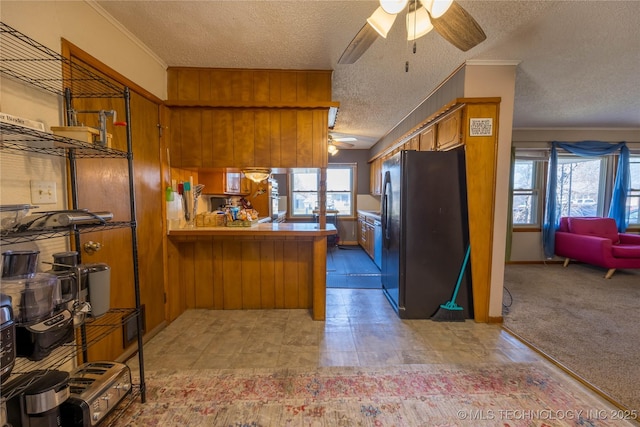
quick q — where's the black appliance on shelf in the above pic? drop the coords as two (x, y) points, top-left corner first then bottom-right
(380, 148), (473, 319)
(2, 369), (70, 427)
(15, 309), (74, 361)
(1, 293), (16, 383)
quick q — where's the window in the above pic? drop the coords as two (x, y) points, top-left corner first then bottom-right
(290, 164), (356, 217)
(511, 149), (638, 231)
(555, 156), (606, 218)
(512, 159), (543, 226)
(627, 155), (640, 227)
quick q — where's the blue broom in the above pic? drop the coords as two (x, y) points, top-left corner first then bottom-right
(431, 245), (470, 322)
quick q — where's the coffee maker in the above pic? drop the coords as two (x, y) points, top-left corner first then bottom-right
(45, 252), (111, 319)
(2, 370), (70, 427)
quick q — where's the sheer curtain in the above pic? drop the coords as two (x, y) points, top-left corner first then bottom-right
(542, 141), (630, 258)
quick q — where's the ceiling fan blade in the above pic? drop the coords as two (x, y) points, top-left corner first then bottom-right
(333, 141), (355, 148)
(431, 1), (486, 52)
(332, 136), (357, 142)
(338, 22), (380, 64)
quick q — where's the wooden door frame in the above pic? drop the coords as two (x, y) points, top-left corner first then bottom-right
(60, 39), (169, 337)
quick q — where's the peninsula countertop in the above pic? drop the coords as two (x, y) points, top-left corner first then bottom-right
(168, 222), (337, 237)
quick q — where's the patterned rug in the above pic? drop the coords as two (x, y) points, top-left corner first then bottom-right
(112, 363), (637, 426)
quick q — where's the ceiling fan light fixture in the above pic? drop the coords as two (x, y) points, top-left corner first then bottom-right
(406, 5), (434, 40)
(425, 0), (453, 18)
(367, 7), (397, 38)
(328, 144), (339, 156)
(242, 168), (271, 183)
(379, 0), (409, 14)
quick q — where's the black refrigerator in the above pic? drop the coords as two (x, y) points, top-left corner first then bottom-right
(380, 148), (473, 319)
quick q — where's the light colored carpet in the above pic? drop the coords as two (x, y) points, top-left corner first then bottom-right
(111, 363), (634, 426)
(503, 263), (640, 412)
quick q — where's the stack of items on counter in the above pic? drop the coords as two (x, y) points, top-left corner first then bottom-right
(197, 197), (260, 227)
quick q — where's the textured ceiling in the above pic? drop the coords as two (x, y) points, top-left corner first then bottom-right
(96, 0), (640, 149)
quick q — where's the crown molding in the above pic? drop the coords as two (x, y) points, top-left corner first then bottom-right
(465, 59), (522, 67)
(85, 0), (167, 70)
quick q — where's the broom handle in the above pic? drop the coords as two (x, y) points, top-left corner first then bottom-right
(450, 245), (471, 303)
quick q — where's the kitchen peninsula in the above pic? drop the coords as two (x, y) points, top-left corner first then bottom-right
(164, 67), (338, 322)
(167, 223), (337, 321)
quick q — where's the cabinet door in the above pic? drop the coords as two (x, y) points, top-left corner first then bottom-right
(419, 125), (435, 151)
(405, 135), (419, 151)
(225, 172), (241, 194)
(358, 215), (367, 248)
(436, 108), (462, 150)
(369, 158), (382, 196)
(199, 170), (244, 195)
(366, 222), (375, 258)
(198, 171), (225, 194)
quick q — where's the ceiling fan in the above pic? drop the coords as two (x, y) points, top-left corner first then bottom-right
(338, 0), (486, 65)
(328, 134), (356, 155)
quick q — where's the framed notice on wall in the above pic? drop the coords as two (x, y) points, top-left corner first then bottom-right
(469, 118), (493, 136)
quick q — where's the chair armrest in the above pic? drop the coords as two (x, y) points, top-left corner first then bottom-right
(619, 233), (640, 245)
(555, 231), (612, 265)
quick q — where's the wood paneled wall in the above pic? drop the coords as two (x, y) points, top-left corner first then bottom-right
(461, 102), (499, 323)
(166, 68), (334, 170)
(169, 108), (328, 169)
(168, 69), (332, 104)
(167, 236), (314, 317)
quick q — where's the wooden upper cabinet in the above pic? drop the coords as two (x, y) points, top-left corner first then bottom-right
(436, 108), (463, 150)
(419, 125), (435, 151)
(369, 157), (382, 196)
(167, 68), (333, 169)
(404, 135), (419, 151)
(198, 170), (249, 196)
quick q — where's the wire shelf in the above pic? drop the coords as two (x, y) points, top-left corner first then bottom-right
(1, 20), (146, 407)
(1, 221), (134, 244)
(1, 22), (124, 98)
(5, 308), (140, 401)
(0, 122), (129, 158)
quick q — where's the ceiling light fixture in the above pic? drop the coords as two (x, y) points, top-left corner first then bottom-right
(242, 168), (271, 183)
(373, 0), (453, 42)
(367, 7), (397, 38)
(380, 0), (409, 14)
(328, 143), (339, 156)
(406, 1), (434, 40)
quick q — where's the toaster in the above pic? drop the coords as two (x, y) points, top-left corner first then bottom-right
(60, 361), (132, 427)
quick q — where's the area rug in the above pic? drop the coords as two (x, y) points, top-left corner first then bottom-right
(502, 263), (640, 413)
(111, 363), (636, 426)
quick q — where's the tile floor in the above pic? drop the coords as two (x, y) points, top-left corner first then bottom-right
(132, 288), (541, 372)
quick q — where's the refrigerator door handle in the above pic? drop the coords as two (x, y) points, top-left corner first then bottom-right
(382, 171), (391, 244)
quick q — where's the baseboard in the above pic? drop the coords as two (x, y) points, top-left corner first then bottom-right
(487, 316), (503, 323)
(506, 260), (564, 265)
(116, 319), (167, 363)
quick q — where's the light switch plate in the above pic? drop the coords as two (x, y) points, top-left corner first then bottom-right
(30, 180), (57, 204)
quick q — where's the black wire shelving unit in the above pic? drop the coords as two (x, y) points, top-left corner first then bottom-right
(0, 21), (146, 411)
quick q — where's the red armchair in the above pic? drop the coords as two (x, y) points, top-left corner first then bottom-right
(555, 217), (640, 278)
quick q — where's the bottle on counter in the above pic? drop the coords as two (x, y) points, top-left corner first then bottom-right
(165, 186), (182, 230)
